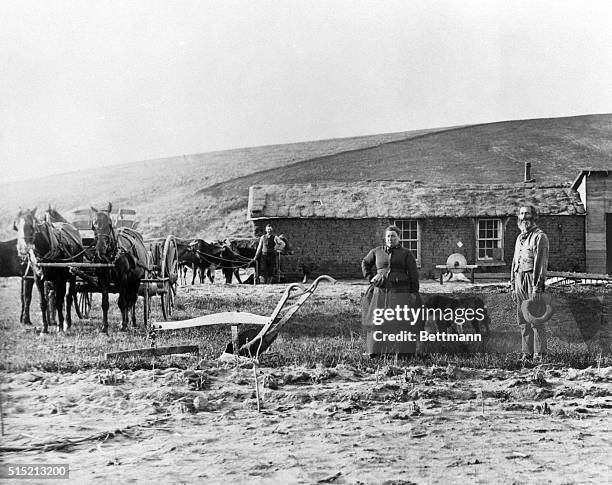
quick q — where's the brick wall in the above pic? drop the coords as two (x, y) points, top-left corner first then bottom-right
(253, 218), (389, 279)
(419, 218), (475, 278)
(522, 216), (586, 273)
(253, 215), (586, 281)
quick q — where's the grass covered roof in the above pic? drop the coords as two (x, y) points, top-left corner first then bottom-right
(248, 182), (585, 219)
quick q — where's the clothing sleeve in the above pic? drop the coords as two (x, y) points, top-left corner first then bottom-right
(405, 251), (420, 293)
(362, 249), (376, 280)
(532, 232), (549, 290)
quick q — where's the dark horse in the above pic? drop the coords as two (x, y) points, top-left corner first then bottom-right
(91, 204), (148, 333)
(43, 206), (68, 224)
(223, 235), (293, 284)
(0, 238), (34, 324)
(14, 208), (83, 333)
(176, 238), (217, 285)
(187, 239), (243, 285)
(39, 206), (70, 323)
(12, 207), (76, 327)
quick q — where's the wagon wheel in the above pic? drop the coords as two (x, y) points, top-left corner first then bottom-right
(143, 281), (150, 327)
(160, 235), (178, 320)
(75, 291), (92, 319)
(142, 250), (152, 328)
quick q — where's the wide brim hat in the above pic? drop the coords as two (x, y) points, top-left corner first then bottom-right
(521, 293), (554, 324)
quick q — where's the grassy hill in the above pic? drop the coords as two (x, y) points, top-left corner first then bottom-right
(0, 127), (449, 239)
(2, 114), (611, 240)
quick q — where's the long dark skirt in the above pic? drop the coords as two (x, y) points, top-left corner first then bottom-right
(362, 285), (423, 355)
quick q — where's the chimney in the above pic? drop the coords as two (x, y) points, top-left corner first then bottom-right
(524, 162), (535, 183)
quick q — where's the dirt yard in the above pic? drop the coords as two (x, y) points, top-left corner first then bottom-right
(1, 278), (611, 484)
(2, 363), (611, 484)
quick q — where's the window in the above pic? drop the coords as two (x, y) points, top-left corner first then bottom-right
(477, 219), (503, 260)
(394, 219), (420, 263)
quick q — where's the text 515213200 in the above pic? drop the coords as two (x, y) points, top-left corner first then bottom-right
(0, 464), (69, 480)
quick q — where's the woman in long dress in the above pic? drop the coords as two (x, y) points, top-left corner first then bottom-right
(361, 225), (423, 355)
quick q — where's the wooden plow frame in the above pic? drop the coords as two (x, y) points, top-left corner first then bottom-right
(105, 275), (336, 360)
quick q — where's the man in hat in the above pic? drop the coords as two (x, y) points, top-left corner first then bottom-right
(511, 205), (550, 362)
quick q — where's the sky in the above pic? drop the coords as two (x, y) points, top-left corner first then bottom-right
(1, 0), (612, 182)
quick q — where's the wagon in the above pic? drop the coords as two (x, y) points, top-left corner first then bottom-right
(141, 235), (179, 325)
(69, 208), (95, 318)
(37, 208), (179, 327)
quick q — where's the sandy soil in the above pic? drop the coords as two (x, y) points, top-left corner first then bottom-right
(1, 361), (611, 484)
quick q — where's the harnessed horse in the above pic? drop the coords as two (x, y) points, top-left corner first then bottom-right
(223, 235), (292, 284)
(14, 208), (83, 333)
(181, 239), (239, 284)
(43, 206), (68, 224)
(0, 237), (34, 324)
(91, 204), (148, 333)
(176, 238), (217, 285)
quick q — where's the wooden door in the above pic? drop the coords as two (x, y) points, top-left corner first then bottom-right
(607, 213), (612, 274)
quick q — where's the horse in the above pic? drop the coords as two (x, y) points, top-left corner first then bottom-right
(181, 261), (215, 285)
(176, 238), (224, 285)
(91, 204), (148, 333)
(0, 239), (24, 277)
(14, 208), (83, 333)
(223, 235), (293, 284)
(0, 238), (35, 324)
(12, 207), (75, 327)
(178, 261), (190, 285)
(38, 206), (71, 318)
(189, 239), (249, 285)
(218, 238), (257, 284)
(176, 238), (215, 285)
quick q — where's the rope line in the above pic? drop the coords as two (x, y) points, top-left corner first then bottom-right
(190, 247), (255, 270)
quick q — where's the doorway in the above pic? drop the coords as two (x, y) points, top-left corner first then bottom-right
(606, 213), (612, 274)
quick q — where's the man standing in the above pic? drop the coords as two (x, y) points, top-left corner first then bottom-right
(511, 205), (550, 362)
(254, 224), (278, 284)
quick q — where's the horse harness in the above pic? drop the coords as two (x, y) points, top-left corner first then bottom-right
(101, 226), (151, 273)
(20, 250), (37, 280)
(189, 244), (253, 270)
(36, 221), (85, 262)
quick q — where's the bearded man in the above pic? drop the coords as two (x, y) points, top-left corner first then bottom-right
(510, 205), (550, 362)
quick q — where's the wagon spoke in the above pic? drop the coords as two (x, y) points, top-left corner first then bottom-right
(77, 291), (92, 319)
(160, 235), (178, 320)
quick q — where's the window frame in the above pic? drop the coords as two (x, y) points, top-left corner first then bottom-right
(393, 219), (421, 266)
(476, 218), (504, 262)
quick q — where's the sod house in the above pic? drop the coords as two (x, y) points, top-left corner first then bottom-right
(248, 181), (588, 280)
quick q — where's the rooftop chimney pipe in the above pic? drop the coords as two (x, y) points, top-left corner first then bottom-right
(524, 162), (535, 183)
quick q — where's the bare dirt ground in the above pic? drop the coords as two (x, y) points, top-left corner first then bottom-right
(2, 362), (612, 483)
(1, 278), (611, 484)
